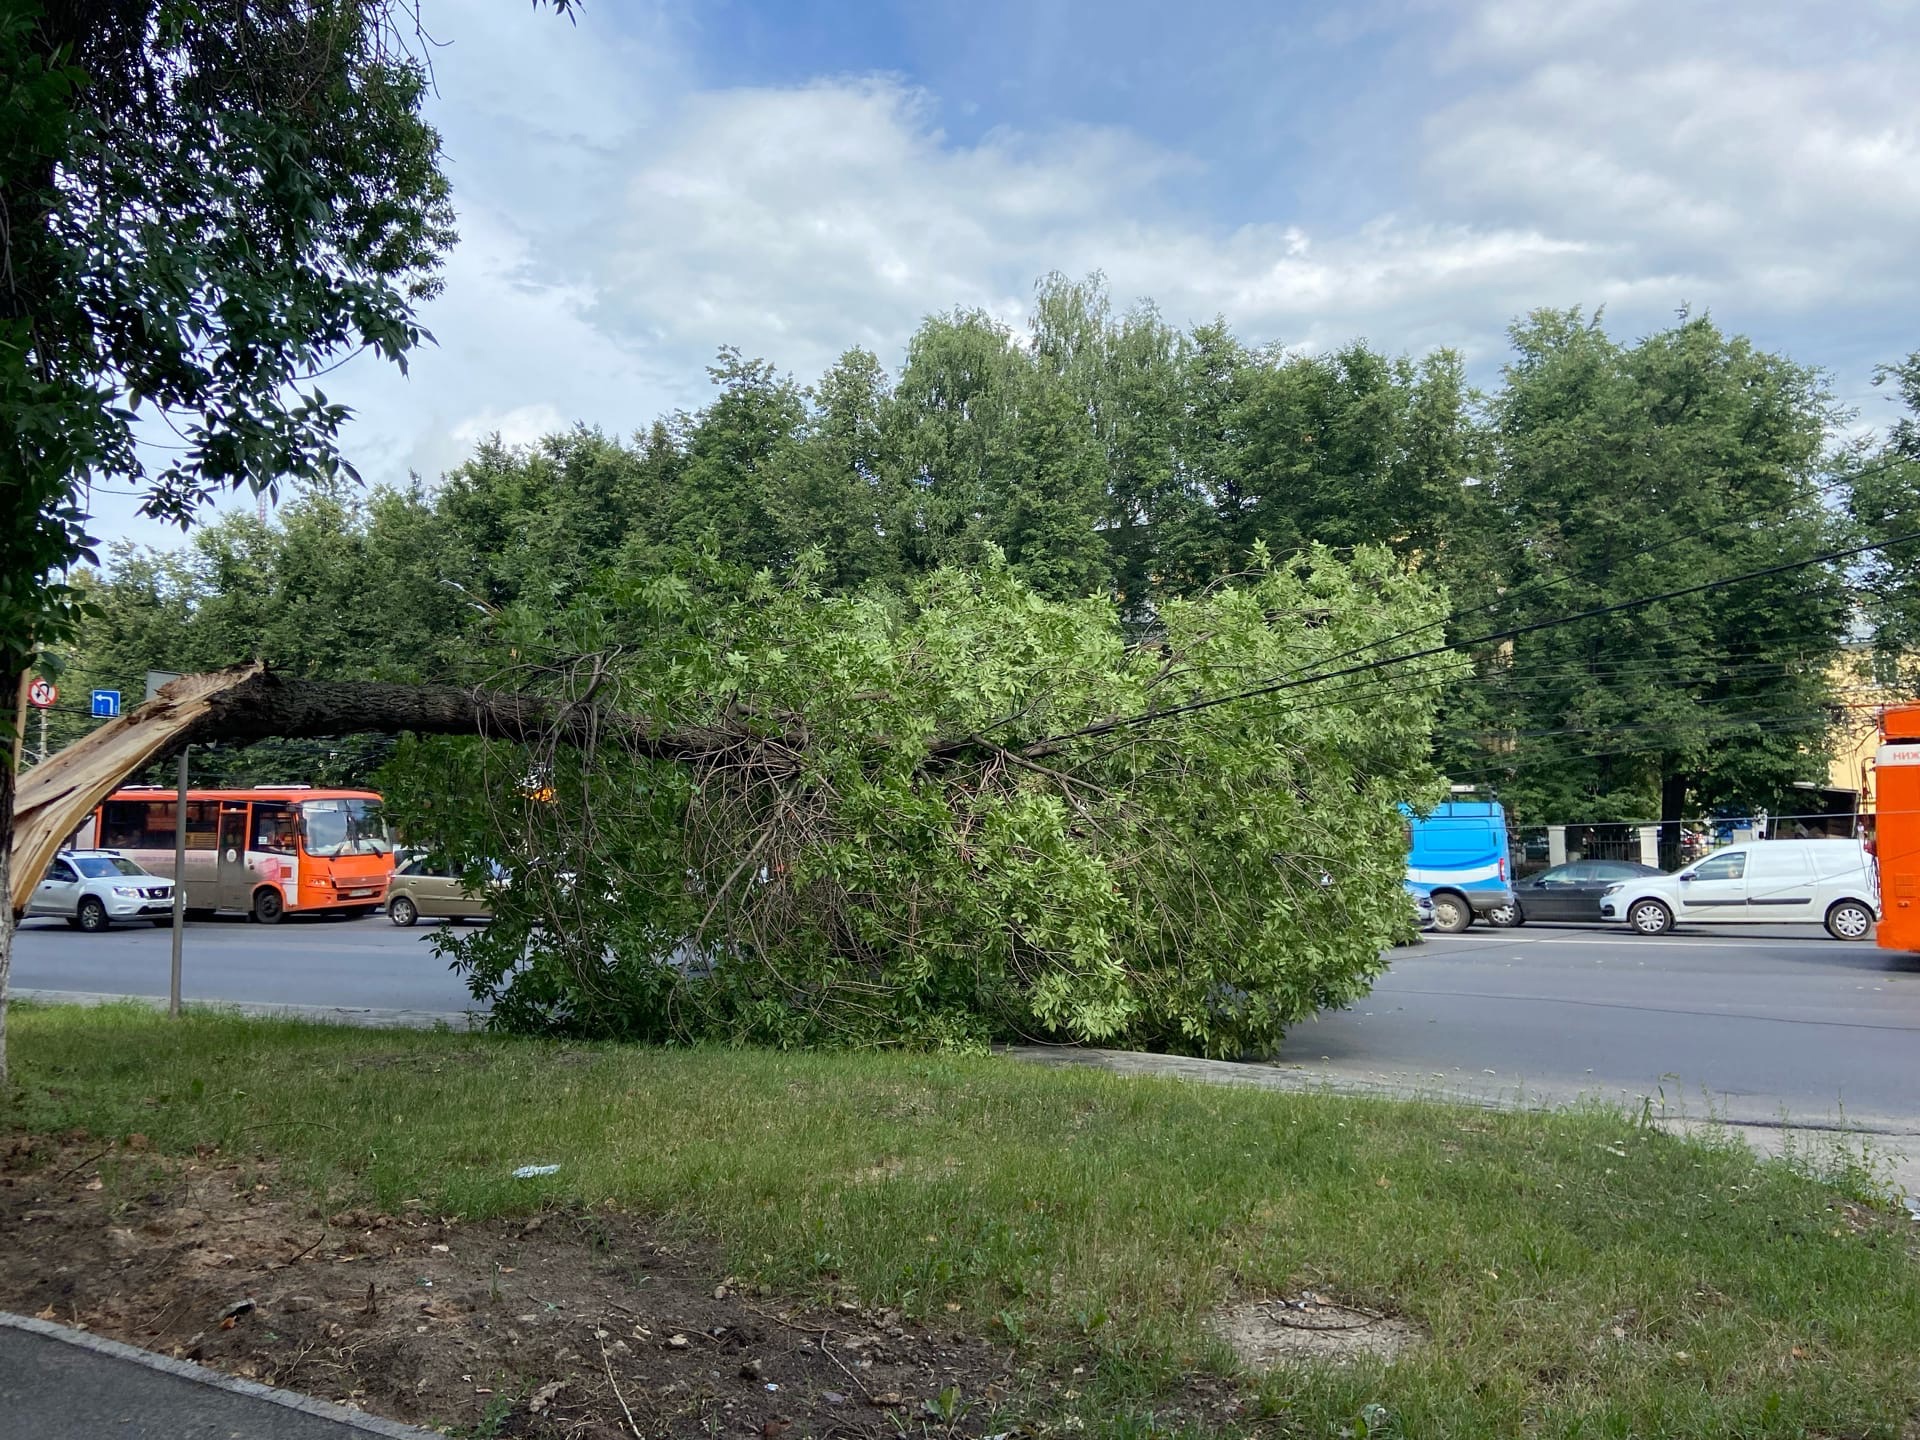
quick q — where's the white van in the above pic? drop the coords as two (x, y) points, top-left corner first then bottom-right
(1597, 838), (1879, 940)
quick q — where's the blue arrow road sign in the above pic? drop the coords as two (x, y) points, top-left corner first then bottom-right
(90, 689), (121, 718)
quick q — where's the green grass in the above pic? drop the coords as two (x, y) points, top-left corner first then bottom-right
(7, 1002), (1920, 1439)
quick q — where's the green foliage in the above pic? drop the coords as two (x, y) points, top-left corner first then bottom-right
(54, 281), (1878, 847)
(380, 548), (1454, 1055)
(1435, 309), (1846, 828)
(1848, 351), (1920, 675)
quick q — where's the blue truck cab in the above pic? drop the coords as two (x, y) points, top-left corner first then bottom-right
(1402, 800), (1515, 933)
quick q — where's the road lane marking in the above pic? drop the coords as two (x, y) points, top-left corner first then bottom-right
(1424, 933), (1857, 951)
(1364, 987), (1920, 1033)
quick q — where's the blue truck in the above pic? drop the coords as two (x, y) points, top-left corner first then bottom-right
(1403, 800), (1515, 933)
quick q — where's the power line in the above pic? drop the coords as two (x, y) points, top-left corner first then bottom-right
(1022, 526), (1920, 753)
(1243, 458), (1894, 701)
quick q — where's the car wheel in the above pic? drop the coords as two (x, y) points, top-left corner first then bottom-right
(252, 887), (286, 925)
(76, 896), (110, 933)
(1627, 898), (1674, 935)
(1430, 891), (1472, 933)
(1824, 899), (1873, 942)
(388, 894), (419, 928)
(1486, 901), (1523, 928)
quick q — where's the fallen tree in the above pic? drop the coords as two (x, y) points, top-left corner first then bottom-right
(6, 661), (744, 916)
(8, 550), (1459, 1059)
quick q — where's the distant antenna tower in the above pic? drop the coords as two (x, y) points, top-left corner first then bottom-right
(257, 490), (268, 525)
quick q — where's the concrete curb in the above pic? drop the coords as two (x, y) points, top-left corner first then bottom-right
(0, 1311), (443, 1437)
(13, 988), (484, 1031)
(1003, 1044), (1920, 1193)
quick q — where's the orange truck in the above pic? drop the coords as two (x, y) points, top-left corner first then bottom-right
(1874, 705), (1920, 950)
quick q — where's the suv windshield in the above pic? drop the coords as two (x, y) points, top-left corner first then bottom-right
(299, 799), (393, 857)
(75, 855), (145, 879)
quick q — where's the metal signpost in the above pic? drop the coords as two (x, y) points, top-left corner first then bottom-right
(26, 676), (55, 766)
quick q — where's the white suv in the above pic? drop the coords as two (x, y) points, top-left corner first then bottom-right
(1597, 838), (1878, 941)
(26, 850), (177, 932)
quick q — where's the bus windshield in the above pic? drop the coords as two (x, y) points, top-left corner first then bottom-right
(299, 799), (392, 857)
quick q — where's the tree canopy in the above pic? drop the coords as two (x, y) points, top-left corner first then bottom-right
(57, 286), (1871, 837)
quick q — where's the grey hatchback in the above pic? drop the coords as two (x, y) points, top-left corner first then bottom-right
(1493, 859), (1664, 926)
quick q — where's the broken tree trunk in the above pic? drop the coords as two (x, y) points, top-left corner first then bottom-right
(6, 662), (740, 914)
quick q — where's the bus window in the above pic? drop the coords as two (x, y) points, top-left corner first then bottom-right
(251, 802), (297, 855)
(298, 797), (391, 856)
(98, 798), (216, 851)
(100, 794), (158, 852)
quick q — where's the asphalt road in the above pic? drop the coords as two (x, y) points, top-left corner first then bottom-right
(14, 912), (1920, 1145)
(1294, 923), (1920, 1139)
(0, 1315), (434, 1439)
(10, 911), (478, 1015)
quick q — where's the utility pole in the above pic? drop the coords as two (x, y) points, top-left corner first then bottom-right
(36, 704), (47, 767)
(169, 749), (187, 1019)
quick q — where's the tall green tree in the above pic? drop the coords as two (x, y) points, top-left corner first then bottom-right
(1847, 352), (1920, 680)
(1446, 310), (1845, 844)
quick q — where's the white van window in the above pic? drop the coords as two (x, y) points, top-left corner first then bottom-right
(1693, 852), (1746, 881)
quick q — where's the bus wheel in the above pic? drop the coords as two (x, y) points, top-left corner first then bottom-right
(252, 887), (286, 925)
(1430, 891), (1472, 933)
(1825, 900), (1873, 941)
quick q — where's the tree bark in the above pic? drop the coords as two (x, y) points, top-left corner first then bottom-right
(0, 703), (17, 1091)
(6, 663), (759, 918)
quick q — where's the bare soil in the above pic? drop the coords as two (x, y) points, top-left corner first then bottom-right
(0, 1134), (1061, 1438)
(1210, 1294), (1423, 1371)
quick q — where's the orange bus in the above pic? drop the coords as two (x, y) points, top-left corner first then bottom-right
(73, 786), (395, 923)
(1874, 706), (1920, 952)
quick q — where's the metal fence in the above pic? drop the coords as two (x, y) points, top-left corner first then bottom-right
(1509, 810), (1863, 877)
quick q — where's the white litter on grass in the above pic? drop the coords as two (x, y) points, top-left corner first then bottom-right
(512, 1164), (561, 1179)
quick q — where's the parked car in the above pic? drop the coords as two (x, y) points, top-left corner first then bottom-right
(386, 855), (504, 926)
(1408, 885), (1437, 932)
(1598, 838), (1879, 940)
(1402, 800), (1516, 933)
(1491, 859), (1664, 926)
(26, 850), (175, 932)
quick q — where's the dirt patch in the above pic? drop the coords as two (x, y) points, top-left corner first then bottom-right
(1211, 1293), (1423, 1371)
(0, 1134), (1025, 1437)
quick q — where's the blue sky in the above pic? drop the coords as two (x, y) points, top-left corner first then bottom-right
(90, 0), (1920, 549)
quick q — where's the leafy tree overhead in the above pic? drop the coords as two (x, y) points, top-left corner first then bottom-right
(0, 0), (577, 1083)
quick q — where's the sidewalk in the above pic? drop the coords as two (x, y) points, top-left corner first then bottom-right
(0, 1313), (439, 1439)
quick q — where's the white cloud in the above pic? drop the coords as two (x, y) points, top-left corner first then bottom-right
(92, 0), (1920, 551)
(449, 402), (571, 455)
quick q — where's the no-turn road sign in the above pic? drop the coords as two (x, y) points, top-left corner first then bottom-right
(26, 677), (56, 710)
